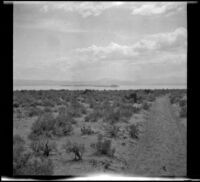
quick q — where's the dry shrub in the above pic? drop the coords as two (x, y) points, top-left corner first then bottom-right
(63, 141), (85, 161)
(28, 107), (43, 117)
(84, 110), (101, 122)
(29, 113), (55, 140)
(90, 134), (115, 157)
(129, 123), (140, 139)
(103, 109), (120, 124)
(53, 112), (73, 136)
(13, 135), (28, 175)
(81, 125), (94, 135)
(104, 124), (120, 138)
(13, 135), (54, 175)
(180, 105), (187, 118)
(142, 102), (150, 110)
(30, 137), (57, 157)
(29, 112), (74, 140)
(19, 156), (54, 175)
(179, 99), (187, 108)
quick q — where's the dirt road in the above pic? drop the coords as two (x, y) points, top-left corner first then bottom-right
(128, 95), (186, 177)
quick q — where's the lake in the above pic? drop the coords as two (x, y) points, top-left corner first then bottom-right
(13, 84), (187, 91)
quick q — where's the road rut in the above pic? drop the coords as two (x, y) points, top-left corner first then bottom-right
(128, 95), (186, 177)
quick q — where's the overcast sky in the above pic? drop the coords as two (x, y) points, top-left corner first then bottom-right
(14, 1), (187, 84)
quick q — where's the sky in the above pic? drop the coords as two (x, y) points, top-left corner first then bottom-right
(13, 1), (187, 84)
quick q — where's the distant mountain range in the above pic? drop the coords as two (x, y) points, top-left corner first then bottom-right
(14, 77), (186, 87)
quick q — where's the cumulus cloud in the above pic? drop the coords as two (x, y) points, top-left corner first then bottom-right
(14, 2), (187, 83)
(76, 27), (187, 63)
(39, 2), (185, 18)
(134, 27), (187, 52)
(40, 2), (125, 18)
(14, 2), (186, 19)
(131, 2), (186, 16)
(77, 42), (137, 57)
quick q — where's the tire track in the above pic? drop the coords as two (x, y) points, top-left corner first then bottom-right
(128, 96), (186, 177)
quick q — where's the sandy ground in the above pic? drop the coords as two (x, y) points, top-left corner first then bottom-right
(126, 95), (186, 177)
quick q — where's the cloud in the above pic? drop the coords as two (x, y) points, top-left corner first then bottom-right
(77, 42), (137, 57)
(40, 2), (125, 18)
(134, 27), (187, 52)
(131, 2), (186, 16)
(39, 2), (186, 18)
(64, 27), (187, 83)
(14, 2), (186, 19)
(75, 27), (187, 63)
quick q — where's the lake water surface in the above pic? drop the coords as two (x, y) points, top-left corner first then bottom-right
(13, 85), (187, 91)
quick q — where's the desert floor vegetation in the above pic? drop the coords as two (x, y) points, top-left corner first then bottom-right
(13, 89), (186, 176)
